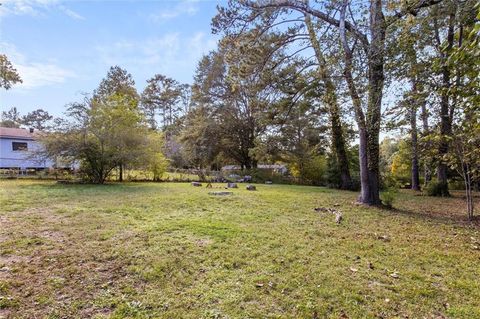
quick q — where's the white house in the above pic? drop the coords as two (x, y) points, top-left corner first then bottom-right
(0, 127), (53, 170)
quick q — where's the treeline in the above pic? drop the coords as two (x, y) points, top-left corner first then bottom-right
(1, 1), (479, 218)
(202, 0), (479, 217)
(1, 107), (56, 131)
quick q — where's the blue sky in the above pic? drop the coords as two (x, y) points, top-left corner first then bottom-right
(0, 0), (224, 117)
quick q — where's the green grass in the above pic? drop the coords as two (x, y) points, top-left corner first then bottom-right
(0, 180), (479, 318)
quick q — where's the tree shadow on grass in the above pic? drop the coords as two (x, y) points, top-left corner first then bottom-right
(379, 190), (479, 227)
(385, 204), (480, 228)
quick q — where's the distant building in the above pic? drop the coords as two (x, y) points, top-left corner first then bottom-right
(0, 127), (53, 170)
(221, 164), (288, 175)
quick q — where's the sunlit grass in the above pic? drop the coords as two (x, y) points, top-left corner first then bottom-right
(0, 180), (478, 318)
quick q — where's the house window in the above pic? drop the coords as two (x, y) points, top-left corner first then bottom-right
(12, 142), (28, 151)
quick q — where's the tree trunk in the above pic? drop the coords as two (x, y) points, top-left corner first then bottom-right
(333, 113), (353, 190)
(465, 174), (473, 220)
(343, 60), (370, 202)
(339, 1), (376, 204)
(338, 0), (384, 205)
(435, 13), (455, 196)
(119, 164), (123, 182)
(409, 93), (420, 191)
(305, 13), (353, 190)
(363, 0), (385, 205)
(358, 128), (371, 203)
(437, 83), (450, 189)
(420, 97), (432, 185)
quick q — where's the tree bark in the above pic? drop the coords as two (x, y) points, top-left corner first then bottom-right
(409, 80), (421, 191)
(363, 0), (385, 205)
(465, 171), (473, 220)
(245, 0), (445, 205)
(119, 164), (123, 182)
(435, 12), (455, 195)
(339, 0), (375, 204)
(409, 103), (420, 191)
(305, 13), (353, 190)
(420, 98), (432, 185)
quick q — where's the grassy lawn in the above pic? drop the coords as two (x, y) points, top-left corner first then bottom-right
(0, 180), (479, 318)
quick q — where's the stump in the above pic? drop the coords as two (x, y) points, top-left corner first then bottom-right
(246, 184), (256, 191)
(192, 182), (202, 187)
(227, 182), (238, 188)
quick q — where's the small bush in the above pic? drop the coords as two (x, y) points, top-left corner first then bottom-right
(381, 188), (398, 209)
(448, 180), (465, 191)
(246, 169), (289, 184)
(424, 180), (450, 197)
(287, 155), (327, 186)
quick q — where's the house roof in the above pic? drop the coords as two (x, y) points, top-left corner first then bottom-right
(0, 127), (36, 140)
(258, 164), (286, 169)
(221, 165), (240, 170)
(221, 164), (287, 170)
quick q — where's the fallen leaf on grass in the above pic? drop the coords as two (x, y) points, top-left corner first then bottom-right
(390, 272), (400, 279)
(376, 234), (391, 242)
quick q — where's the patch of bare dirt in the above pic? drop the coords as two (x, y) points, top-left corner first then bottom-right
(0, 207), (138, 318)
(0, 255), (30, 265)
(39, 230), (67, 242)
(0, 308), (12, 319)
(195, 238), (213, 247)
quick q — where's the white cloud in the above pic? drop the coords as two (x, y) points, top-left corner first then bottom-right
(16, 63), (75, 89)
(187, 32), (217, 56)
(1, 42), (75, 89)
(95, 32), (217, 82)
(58, 5), (85, 20)
(0, 0), (84, 20)
(148, 0), (199, 23)
(95, 34), (181, 67)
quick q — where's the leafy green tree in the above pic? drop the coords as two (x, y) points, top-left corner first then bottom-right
(40, 94), (150, 184)
(444, 6), (480, 219)
(408, 0), (478, 195)
(190, 46), (275, 169)
(0, 107), (22, 128)
(179, 105), (221, 169)
(213, 1), (354, 189)
(390, 139), (413, 187)
(141, 74), (184, 130)
(214, 0), (444, 205)
(447, 122), (480, 220)
(0, 54), (22, 90)
(140, 131), (169, 181)
(254, 72), (330, 185)
(92, 66), (139, 180)
(22, 109), (53, 130)
(93, 66), (138, 104)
